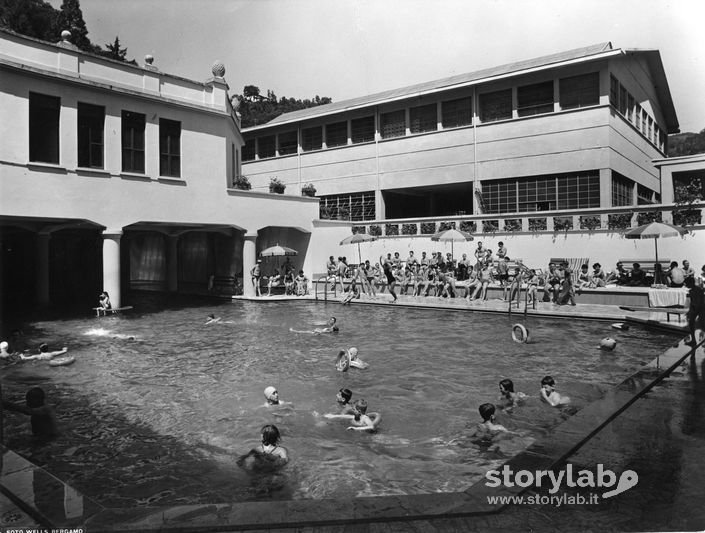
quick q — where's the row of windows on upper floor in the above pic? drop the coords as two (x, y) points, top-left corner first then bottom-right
(242, 71), (665, 162)
(609, 75), (666, 152)
(28, 92), (183, 177)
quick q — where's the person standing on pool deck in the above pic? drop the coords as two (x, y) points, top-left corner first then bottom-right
(380, 255), (398, 302)
(2, 387), (59, 438)
(250, 259), (263, 296)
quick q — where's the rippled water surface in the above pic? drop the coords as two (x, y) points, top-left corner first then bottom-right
(1, 295), (678, 506)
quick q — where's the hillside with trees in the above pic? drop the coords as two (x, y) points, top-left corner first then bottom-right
(668, 129), (705, 157)
(0, 0), (135, 63)
(234, 85), (332, 128)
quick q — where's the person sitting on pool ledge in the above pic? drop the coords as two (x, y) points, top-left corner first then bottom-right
(540, 375), (570, 406)
(498, 378), (527, 408)
(325, 399), (381, 432)
(98, 291), (111, 310)
(19, 343), (68, 361)
(236, 424), (289, 469)
(2, 386), (59, 438)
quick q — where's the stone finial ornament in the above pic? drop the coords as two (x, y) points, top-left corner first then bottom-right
(60, 30), (71, 43)
(211, 60), (226, 78)
(145, 54), (154, 65)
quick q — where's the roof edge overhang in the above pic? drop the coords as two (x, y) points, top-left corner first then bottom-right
(244, 46), (622, 133)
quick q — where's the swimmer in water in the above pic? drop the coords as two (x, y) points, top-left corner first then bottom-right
(205, 313), (221, 325)
(473, 403), (509, 435)
(0, 341), (12, 358)
(335, 350), (350, 372)
(236, 424), (289, 469)
(540, 375), (571, 406)
(290, 316), (339, 335)
(498, 378), (526, 407)
(264, 386), (280, 405)
(325, 399), (381, 432)
(2, 386), (59, 438)
(19, 343), (68, 361)
(347, 347), (368, 369)
(336, 388), (355, 414)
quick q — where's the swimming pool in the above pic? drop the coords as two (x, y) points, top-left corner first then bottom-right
(1, 295), (678, 507)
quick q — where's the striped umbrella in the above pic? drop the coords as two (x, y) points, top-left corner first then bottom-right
(340, 233), (377, 264)
(431, 228), (474, 262)
(623, 221), (687, 265)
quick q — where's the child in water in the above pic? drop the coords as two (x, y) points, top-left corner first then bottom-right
(540, 375), (571, 406)
(498, 378), (527, 408)
(236, 424), (289, 469)
(2, 387), (58, 438)
(475, 403), (509, 434)
(325, 399), (381, 432)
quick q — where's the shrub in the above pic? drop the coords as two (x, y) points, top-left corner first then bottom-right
(369, 224), (382, 236)
(269, 177), (286, 194)
(420, 222), (436, 234)
(352, 226), (366, 235)
(553, 216), (573, 231)
(504, 219), (521, 232)
(337, 205), (350, 221)
(401, 223), (418, 235)
(579, 215), (601, 231)
(385, 223), (399, 236)
(528, 217), (547, 231)
(319, 204), (335, 219)
(672, 208), (702, 226)
(438, 221), (456, 231)
(459, 220), (477, 233)
(636, 211), (662, 225)
(482, 220), (499, 233)
(232, 175), (251, 190)
(608, 213), (632, 230)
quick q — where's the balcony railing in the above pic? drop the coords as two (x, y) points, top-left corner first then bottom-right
(348, 202), (705, 237)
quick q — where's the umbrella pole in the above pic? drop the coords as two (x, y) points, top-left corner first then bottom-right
(358, 243), (362, 265)
(654, 237), (659, 267)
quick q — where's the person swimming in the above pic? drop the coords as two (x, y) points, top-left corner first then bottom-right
(540, 375), (571, 406)
(476, 403), (509, 434)
(205, 313), (221, 325)
(336, 388), (355, 414)
(290, 316), (339, 335)
(19, 343), (68, 361)
(348, 347), (368, 369)
(2, 386), (59, 438)
(236, 424), (289, 470)
(264, 386), (280, 405)
(324, 399), (381, 432)
(498, 378), (526, 407)
(335, 350), (350, 372)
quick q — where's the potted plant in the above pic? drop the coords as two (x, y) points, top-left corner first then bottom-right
(269, 177), (286, 194)
(232, 175), (251, 190)
(301, 183), (316, 197)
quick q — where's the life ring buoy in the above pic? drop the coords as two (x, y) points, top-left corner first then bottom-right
(600, 338), (617, 351)
(511, 324), (529, 344)
(49, 355), (75, 367)
(336, 351), (350, 372)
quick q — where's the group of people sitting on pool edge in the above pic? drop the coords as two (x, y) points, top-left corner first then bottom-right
(325, 244), (705, 304)
(250, 258), (310, 297)
(471, 376), (570, 438)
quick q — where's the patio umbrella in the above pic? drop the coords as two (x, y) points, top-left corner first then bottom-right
(340, 233), (377, 264)
(259, 244), (298, 272)
(623, 221), (687, 265)
(430, 228), (474, 262)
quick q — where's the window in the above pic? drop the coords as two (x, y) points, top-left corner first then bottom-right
(380, 110), (405, 139)
(351, 116), (375, 143)
(258, 135), (275, 158)
(29, 92), (60, 164)
(611, 172), (633, 207)
(637, 185), (654, 205)
(121, 110), (145, 173)
(231, 142), (238, 183)
(517, 81), (553, 117)
(647, 117), (653, 144)
(635, 103), (642, 131)
(518, 176), (557, 212)
(302, 126), (322, 151)
(319, 191), (376, 221)
(609, 75), (619, 107)
(409, 103), (437, 133)
(557, 173), (600, 210)
(618, 86), (627, 116)
(159, 118), (181, 177)
(326, 121), (348, 148)
(441, 97), (472, 128)
(242, 139), (255, 161)
(559, 72), (599, 110)
(641, 109), (648, 135)
(278, 131), (298, 155)
(77, 102), (104, 168)
(627, 94), (635, 122)
(482, 179), (518, 213)
(479, 89), (512, 122)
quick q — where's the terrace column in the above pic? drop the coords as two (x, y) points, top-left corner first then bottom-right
(36, 232), (51, 306)
(102, 230), (122, 308)
(167, 234), (179, 292)
(599, 169), (612, 208)
(242, 233), (257, 297)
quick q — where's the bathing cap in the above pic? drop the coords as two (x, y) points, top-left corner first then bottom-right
(348, 347), (358, 358)
(0, 341), (8, 350)
(600, 338), (617, 351)
(264, 386), (277, 399)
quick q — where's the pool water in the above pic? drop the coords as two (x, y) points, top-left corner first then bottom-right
(1, 295), (678, 507)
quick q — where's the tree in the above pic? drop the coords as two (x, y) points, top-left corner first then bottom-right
(55, 0), (94, 52)
(234, 86), (333, 127)
(0, 0), (58, 41)
(102, 36), (127, 61)
(668, 128), (705, 157)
